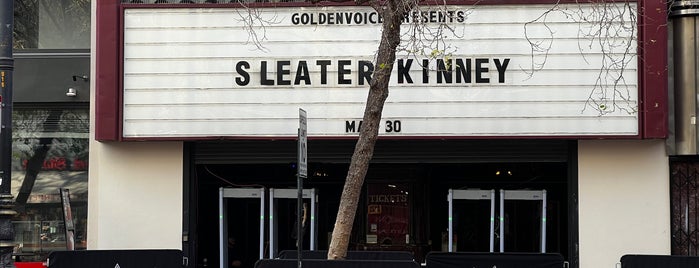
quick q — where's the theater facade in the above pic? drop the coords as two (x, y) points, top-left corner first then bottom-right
(89, 1), (670, 268)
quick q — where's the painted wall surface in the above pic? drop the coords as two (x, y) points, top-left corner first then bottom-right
(122, 4), (638, 138)
(86, 141), (184, 249)
(578, 140), (670, 268)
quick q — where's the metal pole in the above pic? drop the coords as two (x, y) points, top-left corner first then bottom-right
(541, 190), (547, 253)
(0, 1), (16, 266)
(499, 189), (504, 252)
(670, 0), (699, 154)
(310, 189), (315, 250)
(447, 189), (453, 252)
(268, 189), (275, 259)
(219, 189), (225, 268)
(259, 188), (265, 260)
(296, 171), (302, 268)
(489, 189), (495, 253)
(297, 109), (307, 268)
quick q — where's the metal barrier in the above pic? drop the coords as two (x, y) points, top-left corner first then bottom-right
(46, 250), (184, 268)
(425, 252), (563, 268)
(255, 259), (420, 268)
(620, 255), (699, 268)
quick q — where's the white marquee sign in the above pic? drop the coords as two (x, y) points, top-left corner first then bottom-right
(122, 4), (638, 138)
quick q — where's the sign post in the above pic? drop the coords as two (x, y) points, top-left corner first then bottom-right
(60, 188), (76, 251)
(297, 108), (307, 268)
(298, 109), (307, 178)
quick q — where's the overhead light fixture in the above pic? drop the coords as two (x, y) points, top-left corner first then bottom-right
(66, 87), (77, 97)
(72, 75), (89, 82)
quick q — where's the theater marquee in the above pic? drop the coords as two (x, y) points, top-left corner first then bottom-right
(122, 4), (638, 138)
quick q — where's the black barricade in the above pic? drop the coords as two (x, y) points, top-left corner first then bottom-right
(277, 250), (414, 260)
(255, 259), (420, 268)
(621, 254), (699, 268)
(47, 249), (183, 268)
(425, 252), (564, 268)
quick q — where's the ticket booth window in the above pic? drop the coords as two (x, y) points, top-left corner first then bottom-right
(366, 183), (410, 246)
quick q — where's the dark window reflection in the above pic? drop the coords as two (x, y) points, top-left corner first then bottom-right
(13, 0), (91, 49)
(11, 108), (89, 261)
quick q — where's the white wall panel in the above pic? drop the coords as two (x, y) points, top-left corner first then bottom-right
(578, 140), (670, 267)
(122, 4), (638, 138)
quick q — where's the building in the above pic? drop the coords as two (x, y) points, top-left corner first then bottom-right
(90, 1), (676, 268)
(10, 0), (91, 261)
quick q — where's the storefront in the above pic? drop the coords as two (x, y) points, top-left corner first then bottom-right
(12, 51), (91, 261)
(10, 1), (92, 261)
(91, 1), (668, 268)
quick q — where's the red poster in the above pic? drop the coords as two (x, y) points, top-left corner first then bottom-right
(367, 183), (409, 245)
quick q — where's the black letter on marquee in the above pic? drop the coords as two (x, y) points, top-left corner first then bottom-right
(494, 58), (510, 83)
(260, 61), (275, 85)
(475, 58), (489, 83)
(338, 60), (352, 85)
(235, 61), (250, 86)
(455, 59), (471, 83)
(346, 121), (356, 132)
(358, 61), (374, 85)
(295, 61), (311, 85)
(397, 59), (413, 84)
(277, 60), (291, 86)
(422, 59), (430, 83)
(316, 60), (332, 85)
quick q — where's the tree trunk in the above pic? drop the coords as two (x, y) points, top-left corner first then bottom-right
(327, 5), (405, 260)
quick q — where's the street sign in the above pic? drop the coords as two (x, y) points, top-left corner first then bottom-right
(297, 108), (307, 268)
(298, 109), (307, 178)
(60, 188), (75, 251)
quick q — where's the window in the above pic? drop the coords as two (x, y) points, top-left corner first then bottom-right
(14, 0), (91, 49)
(11, 107), (89, 261)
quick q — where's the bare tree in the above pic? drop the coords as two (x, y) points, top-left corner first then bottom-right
(310, 0), (419, 259)
(306, 0), (638, 260)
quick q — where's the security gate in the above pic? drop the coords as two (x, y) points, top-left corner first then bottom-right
(268, 188), (317, 258)
(500, 189), (547, 253)
(447, 189), (496, 252)
(447, 189), (547, 253)
(219, 187), (266, 268)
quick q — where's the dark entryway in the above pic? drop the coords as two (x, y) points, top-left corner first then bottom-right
(184, 140), (577, 268)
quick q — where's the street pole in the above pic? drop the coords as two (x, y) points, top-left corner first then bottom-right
(297, 109), (307, 268)
(0, 1), (16, 267)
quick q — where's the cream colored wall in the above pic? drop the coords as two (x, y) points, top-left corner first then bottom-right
(578, 140), (670, 268)
(88, 1), (184, 249)
(86, 142), (184, 249)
